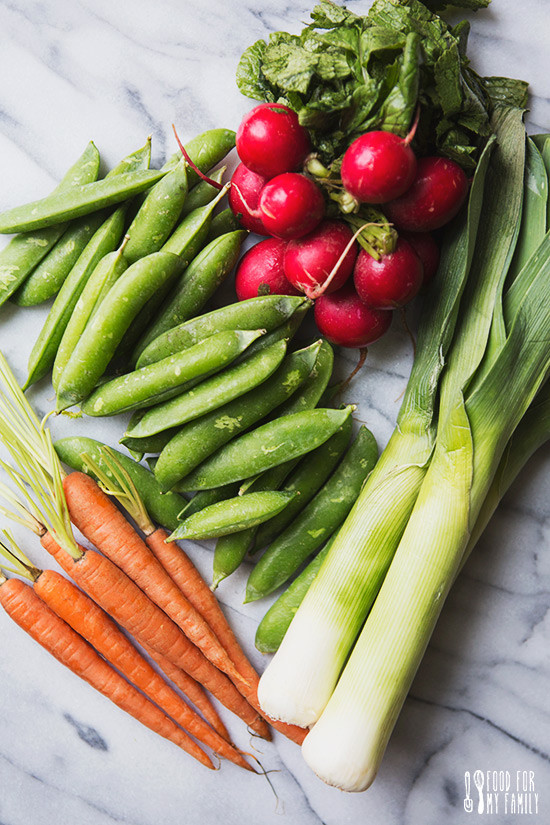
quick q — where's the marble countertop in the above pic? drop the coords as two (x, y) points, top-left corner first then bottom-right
(0, 1), (549, 823)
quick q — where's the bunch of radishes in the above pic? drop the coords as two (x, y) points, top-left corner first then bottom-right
(229, 103), (469, 349)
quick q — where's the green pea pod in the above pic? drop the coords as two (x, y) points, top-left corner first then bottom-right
(245, 425), (378, 602)
(81, 329), (264, 416)
(108, 137), (152, 176)
(0, 170), (166, 234)
(212, 531), (255, 590)
(136, 230), (247, 354)
(168, 491), (295, 541)
(163, 128), (235, 186)
(13, 214), (106, 306)
(137, 294), (309, 368)
(0, 141), (100, 307)
(56, 251), (181, 410)
(126, 338), (287, 440)
(254, 414), (353, 550)
(53, 436), (185, 531)
(178, 406), (355, 492)
(177, 484), (240, 519)
(123, 158), (189, 264)
(178, 167), (226, 217)
(161, 188), (228, 260)
(52, 244), (129, 388)
(254, 536), (336, 654)
(25, 208), (126, 389)
(154, 340), (322, 490)
(207, 208), (241, 241)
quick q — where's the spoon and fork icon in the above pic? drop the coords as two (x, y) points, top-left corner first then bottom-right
(464, 770), (485, 813)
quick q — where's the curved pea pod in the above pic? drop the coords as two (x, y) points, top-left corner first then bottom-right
(123, 158), (189, 264)
(108, 137), (152, 176)
(136, 230), (247, 354)
(245, 425), (378, 602)
(207, 208), (241, 241)
(179, 167), (226, 217)
(154, 340), (322, 491)
(0, 169), (166, 234)
(52, 244), (130, 388)
(163, 128), (235, 186)
(125, 338), (287, 439)
(53, 436), (186, 532)
(137, 294), (309, 368)
(168, 491), (295, 542)
(55, 251), (181, 410)
(25, 207), (126, 389)
(120, 426), (178, 457)
(254, 537), (336, 654)
(81, 329), (264, 417)
(253, 414), (353, 550)
(12, 213), (106, 307)
(0, 141), (100, 307)
(178, 406), (355, 492)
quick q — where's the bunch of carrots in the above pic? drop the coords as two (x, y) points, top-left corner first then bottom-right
(0, 353), (306, 771)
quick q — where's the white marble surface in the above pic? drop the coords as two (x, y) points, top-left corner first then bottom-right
(0, 1), (549, 823)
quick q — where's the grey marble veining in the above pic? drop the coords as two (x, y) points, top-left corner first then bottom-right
(0, 1), (549, 823)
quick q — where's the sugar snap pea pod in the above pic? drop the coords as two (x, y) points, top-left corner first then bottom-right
(179, 167), (226, 217)
(55, 251), (181, 410)
(245, 425), (378, 602)
(168, 491), (295, 541)
(81, 329), (264, 416)
(163, 128), (235, 185)
(207, 208), (241, 241)
(178, 406), (354, 492)
(123, 157), (189, 264)
(154, 340), (321, 490)
(135, 229), (247, 356)
(254, 415), (353, 550)
(25, 208), (126, 388)
(12, 213), (106, 306)
(177, 484), (240, 519)
(120, 426), (178, 457)
(0, 169), (166, 234)
(52, 243), (130, 388)
(138, 294), (309, 368)
(254, 536), (336, 654)
(53, 436), (185, 531)
(108, 136), (152, 176)
(126, 338), (288, 440)
(0, 141), (101, 307)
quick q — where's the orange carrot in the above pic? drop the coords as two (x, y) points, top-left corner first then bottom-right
(40, 532), (269, 738)
(0, 575), (214, 768)
(147, 527), (307, 746)
(140, 640), (230, 742)
(63, 472), (243, 684)
(35, 568), (253, 771)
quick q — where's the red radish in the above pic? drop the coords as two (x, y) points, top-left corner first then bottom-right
(314, 283), (392, 348)
(229, 163), (270, 235)
(259, 173), (325, 240)
(353, 238), (424, 309)
(401, 231), (440, 285)
(385, 156), (469, 232)
(284, 220), (358, 297)
(234, 238), (300, 301)
(341, 131), (417, 204)
(236, 103), (311, 179)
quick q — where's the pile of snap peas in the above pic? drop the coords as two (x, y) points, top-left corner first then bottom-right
(0, 126), (381, 654)
(0, 128), (240, 389)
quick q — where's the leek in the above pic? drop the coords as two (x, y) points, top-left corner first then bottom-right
(258, 110), (525, 728)
(302, 226), (550, 791)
